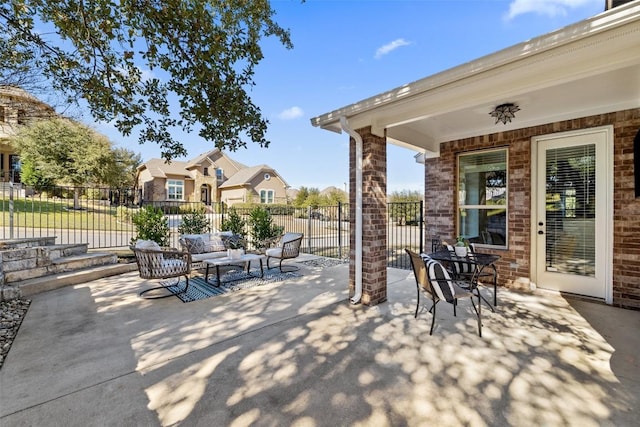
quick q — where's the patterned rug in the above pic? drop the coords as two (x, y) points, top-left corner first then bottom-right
(162, 268), (301, 303)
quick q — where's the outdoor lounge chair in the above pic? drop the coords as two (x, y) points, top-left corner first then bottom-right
(131, 240), (192, 299)
(266, 232), (303, 272)
(406, 249), (482, 336)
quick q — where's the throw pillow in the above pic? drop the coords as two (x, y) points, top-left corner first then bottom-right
(135, 240), (161, 251)
(222, 234), (245, 250)
(183, 237), (205, 254)
(205, 236), (226, 252)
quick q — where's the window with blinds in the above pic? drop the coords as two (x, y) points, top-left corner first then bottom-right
(544, 144), (596, 276)
(457, 149), (507, 248)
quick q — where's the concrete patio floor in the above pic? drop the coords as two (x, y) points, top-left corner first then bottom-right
(1, 254), (639, 426)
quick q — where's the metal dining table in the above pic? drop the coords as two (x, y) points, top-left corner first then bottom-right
(426, 249), (500, 310)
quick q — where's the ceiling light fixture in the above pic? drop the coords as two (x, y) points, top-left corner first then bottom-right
(489, 103), (520, 125)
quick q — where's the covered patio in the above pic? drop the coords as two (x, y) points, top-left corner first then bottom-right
(1, 257), (639, 425)
(311, 2), (640, 309)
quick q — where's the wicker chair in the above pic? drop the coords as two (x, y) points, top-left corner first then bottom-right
(131, 241), (192, 299)
(266, 232), (303, 272)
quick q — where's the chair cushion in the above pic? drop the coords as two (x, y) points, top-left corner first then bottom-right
(265, 247), (283, 257)
(426, 259), (457, 303)
(191, 251), (227, 262)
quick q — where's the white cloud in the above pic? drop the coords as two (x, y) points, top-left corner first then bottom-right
(277, 106), (304, 120)
(374, 38), (412, 59)
(505, 0), (599, 20)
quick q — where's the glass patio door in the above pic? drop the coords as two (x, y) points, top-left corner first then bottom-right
(535, 128), (609, 299)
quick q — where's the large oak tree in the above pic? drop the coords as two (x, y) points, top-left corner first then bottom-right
(11, 117), (138, 207)
(0, 1), (293, 161)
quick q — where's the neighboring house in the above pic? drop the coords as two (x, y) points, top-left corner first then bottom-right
(136, 149), (289, 206)
(0, 86), (57, 183)
(312, 1), (640, 308)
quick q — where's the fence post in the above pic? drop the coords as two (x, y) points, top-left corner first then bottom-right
(338, 201), (342, 259)
(8, 180), (14, 239)
(307, 205), (312, 252)
(419, 200), (424, 254)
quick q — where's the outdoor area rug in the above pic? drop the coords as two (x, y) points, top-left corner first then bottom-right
(162, 268), (301, 303)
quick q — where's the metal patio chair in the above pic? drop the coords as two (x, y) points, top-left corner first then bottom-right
(406, 249), (482, 337)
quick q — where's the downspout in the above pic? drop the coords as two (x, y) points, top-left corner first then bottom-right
(339, 116), (363, 305)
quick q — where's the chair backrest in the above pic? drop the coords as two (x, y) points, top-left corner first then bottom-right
(281, 233), (303, 257)
(446, 244), (475, 275)
(406, 249), (432, 296)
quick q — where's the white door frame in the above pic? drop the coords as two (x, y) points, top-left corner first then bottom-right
(529, 125), (614, 304)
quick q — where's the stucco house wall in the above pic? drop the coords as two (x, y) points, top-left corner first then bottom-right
(425, 108), (640, 309)
(0, 87), (57, 182)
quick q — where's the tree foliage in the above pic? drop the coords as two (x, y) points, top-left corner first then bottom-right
(0, 1), (293, 161)
(293, 186), (347, 207)
(10, 118), (114, 187)
(100, 147), (142, 189)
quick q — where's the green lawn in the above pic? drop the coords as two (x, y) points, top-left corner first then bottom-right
(1, 198), (134, 231)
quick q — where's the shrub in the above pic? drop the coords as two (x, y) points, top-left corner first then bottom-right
(178, 209), (211, 235)
(221, 208), (247, 238)
(248, 206), (284, 251)
(131, 205), (170, 246)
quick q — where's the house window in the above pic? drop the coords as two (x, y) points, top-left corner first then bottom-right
(260, 189), (274, 204)
(457, 149), (507, 247)
(203, 167), (209, 176)
(167, 179), (184, 200)
(216, 168), (223, 180)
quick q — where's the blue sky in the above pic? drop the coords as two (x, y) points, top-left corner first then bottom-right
(91, 0), (605, 193)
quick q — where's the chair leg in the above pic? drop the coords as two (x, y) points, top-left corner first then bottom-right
(429, 299), (437, 335)
(477, 290), (482, 337)
(181, 275), (190, 294)
(139, 276), (182, 299)
(277, 258), (300, 273)
(492, 265), (498, 306)
(414, 287), (420, 318)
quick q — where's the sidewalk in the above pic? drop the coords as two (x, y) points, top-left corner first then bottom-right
(1, 256), (639, 426)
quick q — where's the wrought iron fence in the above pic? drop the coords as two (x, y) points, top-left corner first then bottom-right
(1, 183), (424, 268)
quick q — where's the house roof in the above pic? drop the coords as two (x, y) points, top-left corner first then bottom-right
(186, 150), (218, 169)
(311, 2), (640, 156)
(218, 164), (289, 189)
(137, 158), (193, 179)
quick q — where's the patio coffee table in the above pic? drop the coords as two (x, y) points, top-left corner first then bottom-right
(203, 253), (266, 287)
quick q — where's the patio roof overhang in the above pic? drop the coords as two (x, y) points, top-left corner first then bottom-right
(311, 2), (640, 158)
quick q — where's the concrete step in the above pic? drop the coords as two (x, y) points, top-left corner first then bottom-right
(16, 262), (138, 297)
(50, 252), (116, 272)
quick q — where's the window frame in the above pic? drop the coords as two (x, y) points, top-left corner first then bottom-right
(457, 148), (508, 249)
(259, 189), (275, 204)
(167, 179), (184, 201)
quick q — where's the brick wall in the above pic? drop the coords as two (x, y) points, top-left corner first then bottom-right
(425, 108), (640, 309)
(349, 127), (388, 306)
